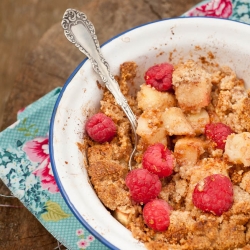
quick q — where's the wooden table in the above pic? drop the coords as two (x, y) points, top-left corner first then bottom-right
(0, 0), (201, 249)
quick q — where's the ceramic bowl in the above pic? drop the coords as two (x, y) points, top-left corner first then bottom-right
(49, 17), (250, 250)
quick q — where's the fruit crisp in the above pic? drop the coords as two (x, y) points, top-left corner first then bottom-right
(86, 59), (250, 249)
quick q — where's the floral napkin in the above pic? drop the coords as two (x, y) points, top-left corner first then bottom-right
(184, 0), (250, 23)
(0, 1), (249, 250)
(0, 88), (106, 250)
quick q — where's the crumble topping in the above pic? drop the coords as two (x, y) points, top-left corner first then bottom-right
(86, 60), (250, 249)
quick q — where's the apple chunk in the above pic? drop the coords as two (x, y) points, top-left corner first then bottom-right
(172, 60), (212, 113)
(137, 83), (176, 111)
(186, 109), (210, 135)
(224, 132), (250, 167)
(174, 137), (206, 166)
(136, 109), (168, 145)
(162, 107), (194, 136)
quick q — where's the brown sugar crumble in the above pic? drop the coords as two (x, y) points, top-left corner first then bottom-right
(86, 60), (250, 249)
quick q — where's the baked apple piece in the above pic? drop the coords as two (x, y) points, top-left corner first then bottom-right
(137, 83), (176, 111)
(172, 60), (212, 113)
(136, 109), (168, 145)
(162, 107), (195, 136)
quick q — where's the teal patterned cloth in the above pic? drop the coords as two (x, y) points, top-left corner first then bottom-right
(0, 88), (107, 250)
(0, 1), (249, 249)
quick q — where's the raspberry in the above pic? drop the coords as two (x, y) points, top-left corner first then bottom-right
(205, 122), (234, 150)
(143, 199), (171, 231)
(192, 174), (234, 216)
(144, 63), (174, 92)
(125, 168), (161, 204)
(85, 113), (117, 143)
(142, 143), (175, 178)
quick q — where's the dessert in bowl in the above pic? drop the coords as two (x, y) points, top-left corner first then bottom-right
(49, 17), (250, 250)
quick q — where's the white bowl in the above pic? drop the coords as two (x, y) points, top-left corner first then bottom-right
(49, 17), (250, 250)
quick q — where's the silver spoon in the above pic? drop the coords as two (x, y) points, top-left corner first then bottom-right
(61, 9), (137, 170)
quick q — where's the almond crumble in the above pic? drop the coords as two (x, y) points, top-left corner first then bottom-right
(86, 60), (250, 250)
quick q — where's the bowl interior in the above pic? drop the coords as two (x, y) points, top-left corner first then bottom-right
(50, 17), (250, 250)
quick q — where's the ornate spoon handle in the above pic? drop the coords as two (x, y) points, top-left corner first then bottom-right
(61, 9), (137, 169)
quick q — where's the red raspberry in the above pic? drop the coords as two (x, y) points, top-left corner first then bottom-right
(142, 143), (175, 178)
(85, 113), (117, 143)
(125, 168), (161, 204)
(205, 122), (234, 150)
(192, 174), (234, 216)
(144, 63), (174, 92)
(143, 199), (172, 231)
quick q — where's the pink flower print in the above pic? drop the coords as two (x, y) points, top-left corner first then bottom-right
(33, 157), (59, 193)
(18, 107), (25, 115)
(77, 239), (90, 248)
(23, 137), (59, 193)
(187, 0), (233, 18)
(23, 137), (49, 163)
(76, 228), (84, 236)
(86, 235), (95, 242)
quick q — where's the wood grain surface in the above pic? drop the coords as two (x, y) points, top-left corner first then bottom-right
(0, 0), (200, 249)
